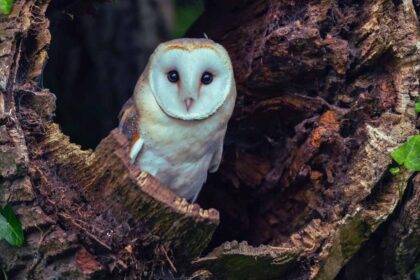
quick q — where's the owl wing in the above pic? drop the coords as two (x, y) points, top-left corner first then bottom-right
(208, 140), (224, 173)
(118, 97), (144, 162)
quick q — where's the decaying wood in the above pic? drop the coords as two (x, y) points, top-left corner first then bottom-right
(188, 0), (419, 279)
(336, 174), (420, 279)
(40, 123), (219, 260)
(0, 0), (419, 279)
(0, 1), (79, 279)
(192, 241), (302, 280)
(1, 0), (217, 278)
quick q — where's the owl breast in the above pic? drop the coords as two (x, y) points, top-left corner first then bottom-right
(138, 142), (215, 201)
(138, 119), (226, 201)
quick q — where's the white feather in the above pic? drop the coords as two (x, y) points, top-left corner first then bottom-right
(129, 137), (144, 163)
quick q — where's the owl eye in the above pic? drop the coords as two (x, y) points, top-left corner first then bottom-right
(201, 72), (213, 85)
(167, 70), (179, 83)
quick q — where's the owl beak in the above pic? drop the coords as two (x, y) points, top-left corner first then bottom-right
(184, 97), (194, 112)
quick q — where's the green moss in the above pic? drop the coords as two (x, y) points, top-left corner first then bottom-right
(316, 214), (375, 280)
(339, 217), (371, 260)
(204, 251), (299, 280)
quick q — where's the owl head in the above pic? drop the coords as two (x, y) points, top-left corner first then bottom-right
(146, 38), (235, 120)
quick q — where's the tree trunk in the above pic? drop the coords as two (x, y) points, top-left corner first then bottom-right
(0, 0), (419, 279)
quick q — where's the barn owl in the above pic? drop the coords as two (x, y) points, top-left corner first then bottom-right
(119, 38), (236, 202)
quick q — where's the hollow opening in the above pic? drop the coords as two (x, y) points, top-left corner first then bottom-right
(44, 0), (204, 149)
(196, 97), (333, 250)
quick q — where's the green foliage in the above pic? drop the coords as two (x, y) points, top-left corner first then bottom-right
(0, 204), (24, 247)
(391, 135), (420, 171)
(0, 0), (13, 15)
(416, 101), (420, 113)
(388, 166), (400, 176)
(1, 268), (7, 280)
(173, 0), (204, 38)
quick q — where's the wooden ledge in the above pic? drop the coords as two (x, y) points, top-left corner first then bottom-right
(192, 241), (302, 279)
(41, 123), (220, 261)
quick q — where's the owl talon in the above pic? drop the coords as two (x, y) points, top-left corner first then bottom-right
(129, 138), (144, 163)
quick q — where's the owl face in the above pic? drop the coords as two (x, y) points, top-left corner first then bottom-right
(148, 39), (234, 120)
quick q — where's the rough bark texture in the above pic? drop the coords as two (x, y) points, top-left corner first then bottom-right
(1, 0), (216, 278)
(336, 174), (420, 279)
(188, 0), (419, 279)
(0, 0), (419, 279)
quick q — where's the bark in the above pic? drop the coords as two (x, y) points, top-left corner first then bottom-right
(0, 0), (419, 280)
(336, 174), (420, 279)
(187, 0), (419, 279)
(1, 0), (215, 278)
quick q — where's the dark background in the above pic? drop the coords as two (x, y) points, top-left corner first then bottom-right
(45, 0), (204, 149)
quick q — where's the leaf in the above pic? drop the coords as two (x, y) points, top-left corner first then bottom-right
(0, 204), (24, 247)
(0, 0), (13, 15)
(1, 268), (7, 280)
(388, 167), (400, 176)
(416, 102), (420, 113)
(391, 135), (420, 171)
